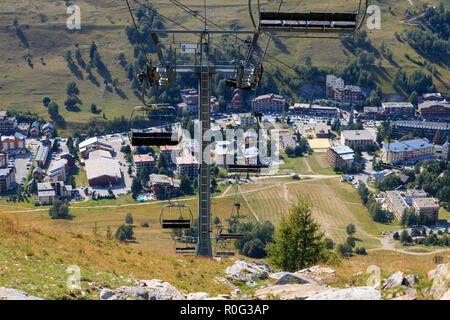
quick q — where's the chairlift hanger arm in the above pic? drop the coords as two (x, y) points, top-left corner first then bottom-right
(150, 32), (167, 67)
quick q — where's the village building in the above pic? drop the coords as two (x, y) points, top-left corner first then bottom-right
(381, 102), (415, 119)
(390, 121), (449, 140)
(42, 122), (54, 137)
(1, 132), (26, 155)
(340, 129), (375, 150)
(280, 135), (297, 150)
(85, 150), (121, 187)
(417, 93), (444, 104)
(251, 94), (286, 113)
(0, 111), (17, 135)
(35, 181), (73, 205)
(30, 121), (40, 138)
(133, 154), (155, 175)
(160, 145), (179, 167)
(59, 153), (76, 168)
(214, 141), (233, 168)
(47, 159), (68, 182)
(314, 122), (332, 138)
(381, 138), (435, 164)
(0, 152), (7, 168)
(417, 101), (450, 121)
(149, 174), (181, 199)
(16, 123), (30, 136)
(79, 137), (114, 159)
(176, 155), (198, 180)
(227, 88), (245, 112)
(0, 166), (15, 193)
(35, 145), (50, 167)
(326, 146), (354, 170)
(326, 75), (366, 103)
(384, 189), (439, 223)
(289, 103), (339, 118)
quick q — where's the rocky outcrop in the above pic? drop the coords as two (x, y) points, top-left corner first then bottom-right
(100, 279), (186, 300)
(0, 288), (42, 300)
(187, 292), (212, 300)
(255, 283), (333, 300)
(136, 279), (186, 300)
(404, 274), (419, 288)
(428, 264), (449, 300)
(382, 271), (405, 289)
(117, 286), (149, 300)
(440, 290), (450, 300)
(225, 260), (269, 284)
(99, 289), (115, 300)
(306, 287), (382, 300)
(272, 273), (310, 286)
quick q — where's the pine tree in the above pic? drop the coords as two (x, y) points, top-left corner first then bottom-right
(89, 41), (97, 61)
(125, 213), (133, 225)
(267, 199), (326, 272)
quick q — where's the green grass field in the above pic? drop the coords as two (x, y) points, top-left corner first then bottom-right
(280, 151), (336, 175)
(240, 177), (393, 249)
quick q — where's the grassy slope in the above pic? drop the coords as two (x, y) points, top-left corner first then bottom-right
(0, 0), (448, 134)
(0, 213), (230, 299)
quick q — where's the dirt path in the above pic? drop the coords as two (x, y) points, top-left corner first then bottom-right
(303, 158), (313, 173)
(238, 186), (261, 223)
(220, 184), (233, 197)
(368, 234), (450, 256)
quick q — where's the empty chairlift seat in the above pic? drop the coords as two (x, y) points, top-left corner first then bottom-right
(218, 233), (244, 240)
(227, 164), (269, 173)
(131, 131), (179, 147)
(175, 246), (197, 254)
(160, 203), (193, 229)
(259, 11), (359, 34)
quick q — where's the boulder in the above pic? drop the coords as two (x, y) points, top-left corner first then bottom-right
(99, 289), (115, 300)
(382, 271), (404, 290)
(389, 288), (417, 300)
(274, 273), (310, 286)
(403, 274), (419, 288)
(306, 287), (382, 300)
(255, 283), (332, 300)
(253, 262), (272, 273)
(428, 264), (449, 300)
(231, 289), (241, 297)
(440, 290), (450, 300)
(138, 279), (186, 300)
(296, 266), (336, 275)
(225, 260), (269, 283)
(187, 292), (212, 300)
(117, 286), (149, 300)
(294, 266), (336, 284)
(107, 294), (127, 300)
(0, 288), (42, 300)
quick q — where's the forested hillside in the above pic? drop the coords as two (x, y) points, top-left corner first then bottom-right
(0, 0), (448, 135)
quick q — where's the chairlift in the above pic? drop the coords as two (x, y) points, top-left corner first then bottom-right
(215, 237), (236, 257)
(226, 112), (269, 174)
(129, 105), (181, 147)
(174, 236), (197, 255)
(251, 0), (369, 38)
(160, 203), (193, 229)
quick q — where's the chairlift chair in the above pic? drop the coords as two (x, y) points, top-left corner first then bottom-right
(252, 0), (369, 37)
(129, 105), (181, 147)
(226, 112), (269, 174)
(160, 203), (193, 229)
(174, 236), (197, 255)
